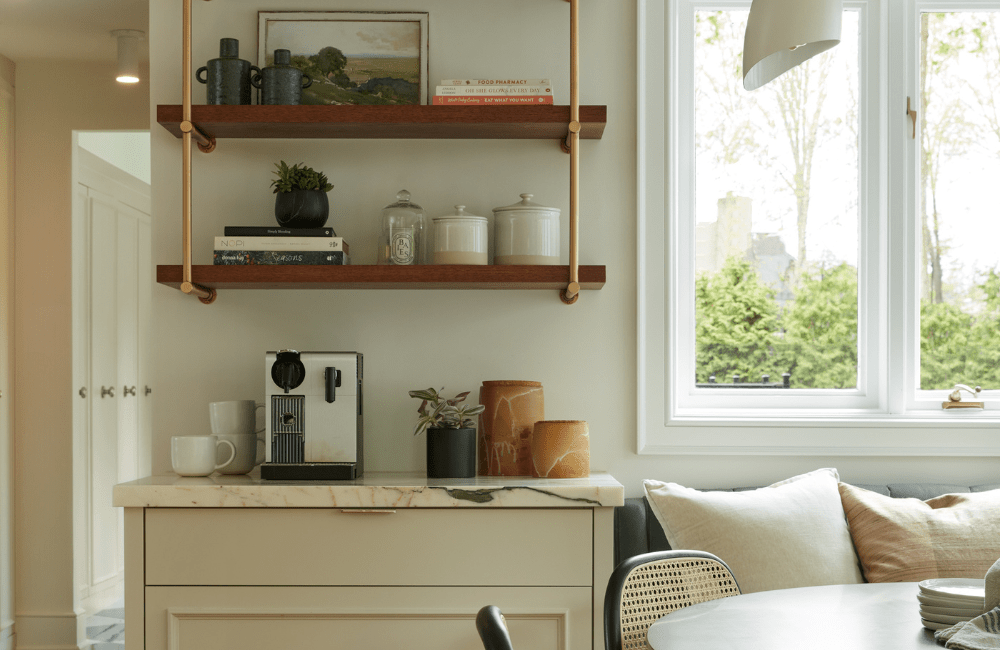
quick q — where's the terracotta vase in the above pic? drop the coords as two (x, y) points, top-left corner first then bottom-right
(478, 380), (544, 476)
(531, 420), (590, 478)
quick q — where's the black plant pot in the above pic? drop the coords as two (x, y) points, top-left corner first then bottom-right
(426, 428), (477, 479)
(274, 189), (330, 229)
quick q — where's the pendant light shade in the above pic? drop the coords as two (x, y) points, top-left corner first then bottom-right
(742, 0), (842, 91)
(112, 29), (144, 84)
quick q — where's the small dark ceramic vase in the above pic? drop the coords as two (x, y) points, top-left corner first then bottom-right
(252, 49), (313, 105)
(426, 428), (477, 479)
(195, 38), (259, 105)
(274, 189), (330, 229)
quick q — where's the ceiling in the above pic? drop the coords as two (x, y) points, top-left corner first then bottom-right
(0, 0), (148, 63)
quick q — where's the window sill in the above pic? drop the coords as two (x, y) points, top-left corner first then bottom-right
(640, 409), (1000, 456)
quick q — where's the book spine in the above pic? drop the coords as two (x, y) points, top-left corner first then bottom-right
(215, 236), (349, 253)
(435, 85), (553, 96)
(213, 251), (349, 265)
(223, 226), (335, 237)
(440, 78), (552, 86)
(432, 95), (555, 106)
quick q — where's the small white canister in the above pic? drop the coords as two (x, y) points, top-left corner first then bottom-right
(432, 206), (488, 265)
(492, 193), (561, 265)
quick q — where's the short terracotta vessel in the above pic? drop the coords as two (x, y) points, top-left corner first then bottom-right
(478, 380), (544, 476)
(531, 420), (590, 479)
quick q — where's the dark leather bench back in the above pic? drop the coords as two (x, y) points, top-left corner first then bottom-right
(613, 482), (1000, 568)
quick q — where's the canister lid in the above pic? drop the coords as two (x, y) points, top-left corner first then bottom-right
(492, 193), (561, 214)
(432, 205), (487, 222)
(382, 189), (423, 211)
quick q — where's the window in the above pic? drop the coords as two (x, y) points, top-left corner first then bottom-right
(638, 0), (1000, 453)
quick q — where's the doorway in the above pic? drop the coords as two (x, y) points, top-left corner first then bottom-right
(70, 131), (151, 633)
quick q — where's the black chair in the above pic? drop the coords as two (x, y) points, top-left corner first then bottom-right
(477, 550), (741, 650)
(476, 604), (514, 650)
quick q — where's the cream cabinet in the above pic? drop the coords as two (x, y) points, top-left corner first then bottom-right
(123, 492), (620, 650)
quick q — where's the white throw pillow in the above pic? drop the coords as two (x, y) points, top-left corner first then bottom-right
(643, 468), (863, 593)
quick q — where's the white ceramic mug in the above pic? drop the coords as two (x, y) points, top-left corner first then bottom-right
(171, 435), (236, 477)
(209, 400), (264, 437)
(215, 432), (266, 475)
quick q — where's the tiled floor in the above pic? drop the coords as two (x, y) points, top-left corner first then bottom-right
(83, 598), (124, 650)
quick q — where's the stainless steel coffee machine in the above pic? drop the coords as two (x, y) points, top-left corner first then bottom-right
(261, 350), (363, 480)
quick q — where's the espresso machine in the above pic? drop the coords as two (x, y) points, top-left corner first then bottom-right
(261, 350), (363, 480)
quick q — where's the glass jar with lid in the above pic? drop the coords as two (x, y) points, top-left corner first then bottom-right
(377, 190), (426, 265)
(432, 206), (488, 265)
(492, 193), (560, 265)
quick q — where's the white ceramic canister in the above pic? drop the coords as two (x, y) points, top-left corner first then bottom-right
(492, 193), (560, 265)
(432, 206), (489, 265)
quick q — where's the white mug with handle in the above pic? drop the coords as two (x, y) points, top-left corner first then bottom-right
(171, 435), (236, 477)
(209, 400), (264, 437)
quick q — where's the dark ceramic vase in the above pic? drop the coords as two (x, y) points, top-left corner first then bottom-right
(252, 49), (313, 105)
(426, 428), (477, 479)
(274, 189), (330, 229)
(195, 38), (259, 105)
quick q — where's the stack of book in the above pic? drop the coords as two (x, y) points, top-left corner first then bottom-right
(213, 226), (350, 266)
(432, 79), (554, 106)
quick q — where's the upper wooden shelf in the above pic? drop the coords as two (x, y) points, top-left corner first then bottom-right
(156, 104), (607, 140)
(156, 264), (606, 291)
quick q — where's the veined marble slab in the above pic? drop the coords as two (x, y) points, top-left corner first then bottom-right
(113, 471), (624, 508)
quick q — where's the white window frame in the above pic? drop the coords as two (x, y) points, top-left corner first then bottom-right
(638, 0), (1000, 455)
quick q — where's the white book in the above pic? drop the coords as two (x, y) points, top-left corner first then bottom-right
(435, 85), (553, 96)
(214, 236), (349, 253)
(441, 78), (552, 86)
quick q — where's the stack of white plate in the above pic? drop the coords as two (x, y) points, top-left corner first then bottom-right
(917, 578), (986, 630)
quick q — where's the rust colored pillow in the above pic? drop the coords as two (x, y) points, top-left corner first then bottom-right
(839, 483), (1000, 583)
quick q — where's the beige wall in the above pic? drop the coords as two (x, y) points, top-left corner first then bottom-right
(14, 59), (147, 650)
(0, 52), (14, 650)
(147, 0), (1000, 501)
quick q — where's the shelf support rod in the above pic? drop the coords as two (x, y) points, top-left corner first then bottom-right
(179, 0), (216, 304)
(561, 0), (581, 304)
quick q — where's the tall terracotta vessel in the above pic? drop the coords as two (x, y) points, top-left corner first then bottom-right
(478, 381), (544, 476)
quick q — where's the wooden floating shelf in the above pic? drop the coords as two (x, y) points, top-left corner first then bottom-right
(156, 264), (606, 291)
(156, 104), (607, 140)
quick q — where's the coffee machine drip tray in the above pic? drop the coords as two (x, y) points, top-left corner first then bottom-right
(261, 462), (359, 481)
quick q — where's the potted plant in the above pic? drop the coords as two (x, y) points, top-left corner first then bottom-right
(409, 387), (485, 479)
(270, 160), (334, 229)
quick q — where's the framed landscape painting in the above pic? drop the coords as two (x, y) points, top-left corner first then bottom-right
(258, 11), (429, 105)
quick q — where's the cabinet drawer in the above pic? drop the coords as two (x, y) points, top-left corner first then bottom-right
(145, 585), (592, 650)
(145, 508), (592, 586)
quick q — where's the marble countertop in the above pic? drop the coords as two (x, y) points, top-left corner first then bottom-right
(113, 471), (624, 508)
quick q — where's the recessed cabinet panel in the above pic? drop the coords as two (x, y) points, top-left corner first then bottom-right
(145, 585), (590, 650)
(145, 508), (592, 587)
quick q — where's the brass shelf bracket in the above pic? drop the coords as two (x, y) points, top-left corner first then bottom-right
(180, 120), (216, 153)
(562, 0), (581, 304)
(178, 0), (216, 304)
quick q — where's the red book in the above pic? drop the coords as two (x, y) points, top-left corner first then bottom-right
(431, 95), (555, 106)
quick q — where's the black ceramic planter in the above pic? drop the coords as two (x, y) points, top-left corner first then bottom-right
(426, 428), (477, 479)
(274, 189), (330, 229)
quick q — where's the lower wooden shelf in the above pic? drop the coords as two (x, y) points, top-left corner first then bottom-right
(156, 264), (606, 291)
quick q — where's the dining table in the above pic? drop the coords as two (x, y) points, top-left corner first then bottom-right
(646, 582), (943, 649)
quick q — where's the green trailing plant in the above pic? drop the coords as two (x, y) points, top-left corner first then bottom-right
(270, 161), (333, 193)
(408, 387), (485, 436)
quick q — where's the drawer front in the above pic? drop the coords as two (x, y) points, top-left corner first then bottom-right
(145, 585), (592, 650)
(145, 508), (592, 586)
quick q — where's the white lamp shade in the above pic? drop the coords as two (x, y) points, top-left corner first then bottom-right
(112, 29), (144, 84)
(742, 0), (842, 91)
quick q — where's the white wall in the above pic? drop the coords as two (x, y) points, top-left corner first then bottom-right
(14, 59), (148, 650)
(149, 0), (999, 500)
(77, 132), (151, 185)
